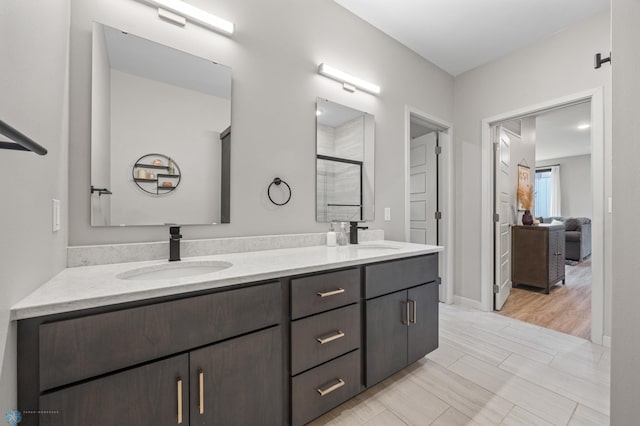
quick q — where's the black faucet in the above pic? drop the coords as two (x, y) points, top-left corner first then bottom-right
(169, 226), (182, 261)
(349, 222), (369, 244)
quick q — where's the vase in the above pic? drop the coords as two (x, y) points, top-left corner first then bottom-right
(522, 210), (533, 226)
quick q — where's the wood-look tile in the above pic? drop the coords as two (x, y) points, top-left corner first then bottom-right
(361, 409), (408, 426)
(550, 352), (610, 387)
(371, 374), (449, 425)
(425, 340), (465, 367)
(440, 331), (511, 366)
(408, 359), (513, 426)
(431, 407), (482, 426)
(449, 355), (577, 425)
(441, 320), (555, 364)
(500, 406), (553, 426)
(500, 354), (609, 415)
(568, 404), (610, 426)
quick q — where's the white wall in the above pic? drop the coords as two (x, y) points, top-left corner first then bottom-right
(611, 0), (640, 422)
(68, 0), (454, 245)
(536, 154), (592, 219)
(507, 118), (536, 224)
(0, 0), (70, 411)
(109, 70), (227, 225)
(452, 12), (612, 337)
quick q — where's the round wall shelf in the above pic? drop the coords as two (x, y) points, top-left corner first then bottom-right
(132, 153), (181, 195)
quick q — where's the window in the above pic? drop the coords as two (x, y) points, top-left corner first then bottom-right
(535, 165), (561, 218)
(535, 169), (553, 217)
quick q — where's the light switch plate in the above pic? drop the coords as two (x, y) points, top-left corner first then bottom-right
(384, 207), (391, 221)
(52, 199), (61, 232)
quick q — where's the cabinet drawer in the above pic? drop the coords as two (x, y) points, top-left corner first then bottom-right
(291, 268), (360, 319)
(365, 254), (438, 299)
(291, 303), (360, 375)
(39, 282), (281, 391)
(292, 350), (361, 426)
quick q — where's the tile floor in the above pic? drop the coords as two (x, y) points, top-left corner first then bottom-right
(309, 303), (610, 426)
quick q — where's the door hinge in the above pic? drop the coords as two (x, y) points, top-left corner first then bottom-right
(493, 284), (499, 293)
(494, 213), (500, 222)
(435, 146), (442, 155)
(437, 276), (442, 285)
(435, 211), (442, 220)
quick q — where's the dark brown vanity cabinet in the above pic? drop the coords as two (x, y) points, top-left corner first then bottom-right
(19, 282), (283, 426)
(364, 255), (439, 387)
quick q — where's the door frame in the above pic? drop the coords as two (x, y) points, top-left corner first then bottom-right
(404, 105), (454, 305)
(480, 88), (606, 344)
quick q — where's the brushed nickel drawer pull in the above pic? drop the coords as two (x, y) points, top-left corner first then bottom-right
(317, 288), (345, 298)
(316, 378), (345, 396)
(177, 378), (183, 424)
(199, 370), (205, 415)
(409, 299), (417, 324)
(317, 330), (345, 344)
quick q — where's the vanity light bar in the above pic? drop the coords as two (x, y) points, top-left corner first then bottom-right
(138, 0), (234, 35)
(318, 63), (381, 95)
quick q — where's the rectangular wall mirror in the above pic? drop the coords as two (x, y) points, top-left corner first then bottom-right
(91, 22), (231, 226)
(316, 98), (375, 222)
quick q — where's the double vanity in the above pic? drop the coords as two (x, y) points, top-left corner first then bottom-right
(14, 241), (441, 426)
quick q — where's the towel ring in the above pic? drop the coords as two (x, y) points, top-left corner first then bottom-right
(268, 177), (292, 206)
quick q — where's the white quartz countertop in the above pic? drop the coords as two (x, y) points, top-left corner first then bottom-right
(12, 240), (442, 320)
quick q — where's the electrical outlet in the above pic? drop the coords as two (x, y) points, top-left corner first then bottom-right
(384, 207), (391, 221)
(52, 199), (61, 232)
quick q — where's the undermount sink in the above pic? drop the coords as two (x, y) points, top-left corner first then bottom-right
(354, 244), (401, 250)
(117, 260), (233, 281)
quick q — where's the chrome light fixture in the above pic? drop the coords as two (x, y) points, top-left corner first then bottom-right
(136, 0), (234, 36)
(318, 63), (381, 95)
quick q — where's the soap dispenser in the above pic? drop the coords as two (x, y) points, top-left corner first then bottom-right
(327, 223), (337, 247)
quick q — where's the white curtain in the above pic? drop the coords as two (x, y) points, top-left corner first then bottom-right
(549, 165), (562, 216)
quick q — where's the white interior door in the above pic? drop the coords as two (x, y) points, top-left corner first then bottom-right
(495, 126), (513, 310)
(410, 132), (437, 245)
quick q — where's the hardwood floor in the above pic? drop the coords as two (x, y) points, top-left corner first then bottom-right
(497, 260), (592, 339)
(309, 303), (609, 426)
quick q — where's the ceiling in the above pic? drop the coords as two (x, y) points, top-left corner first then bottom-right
(103, 24), (231, 99)
(535, 102), (591, 161)
(317, 98), (366, 127)
(334, 0), (609, 76)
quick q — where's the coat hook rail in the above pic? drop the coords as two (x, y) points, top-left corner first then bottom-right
(0, 120), (48, 155)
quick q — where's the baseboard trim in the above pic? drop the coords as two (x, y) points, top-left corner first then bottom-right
(602, 335), (611, 347)
(454, 295), (484, 311)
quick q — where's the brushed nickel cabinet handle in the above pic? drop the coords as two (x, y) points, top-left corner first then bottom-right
(199, 370), (205, 415)
(316, 378), (345, 396)
(409, 299), (417, 324)
(317, 288), (345, 298)
(402, 300), (410, 325)
(317, 330), (345, 344)
(177, 378), (183, 424)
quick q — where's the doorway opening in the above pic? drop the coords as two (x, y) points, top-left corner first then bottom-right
(481, 89), (605, 343)
(404, 106), (453, 304)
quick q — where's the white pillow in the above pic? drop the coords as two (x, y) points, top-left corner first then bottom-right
(551, 219), (564, 226)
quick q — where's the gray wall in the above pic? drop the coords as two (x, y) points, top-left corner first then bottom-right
(611, 0), (640, 422)
(109, 70), (227, 225)
(452, 11), (612, 337)
(0, 0), (70, 412)
(536, 155), (592, 219)
(68, 0), (454, 245)
(508, 117), (536, 224)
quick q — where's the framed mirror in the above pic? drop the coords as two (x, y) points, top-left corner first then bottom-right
(316, 98), (374, 222)
(90, 22), (231, 226)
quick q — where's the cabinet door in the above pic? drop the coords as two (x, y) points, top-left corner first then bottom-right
(190, 326), (282, 426)
(40, 354), (189, 426)
(407, 283), (439, 364)
(365, 290), (408, 386)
